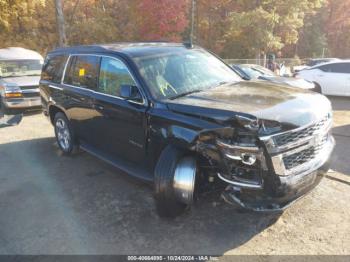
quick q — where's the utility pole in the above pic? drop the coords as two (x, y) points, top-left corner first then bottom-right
(190, 0), (196, 45)
(54, 0), (67, 47)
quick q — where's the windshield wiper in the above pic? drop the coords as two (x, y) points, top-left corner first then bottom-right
(169, 89), (203, 100)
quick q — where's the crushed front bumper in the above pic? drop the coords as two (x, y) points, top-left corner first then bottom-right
(218, 112), (335, 211)
(222, 158), (331, 211)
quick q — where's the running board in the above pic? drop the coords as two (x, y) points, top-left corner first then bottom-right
(80, 143), (154, 184)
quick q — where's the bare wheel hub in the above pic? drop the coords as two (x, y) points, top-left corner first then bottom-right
(55, 119), (71, 151)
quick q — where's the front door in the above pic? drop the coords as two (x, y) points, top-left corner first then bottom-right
(317, 63), (350, 96)
(90, 56), (148, 164)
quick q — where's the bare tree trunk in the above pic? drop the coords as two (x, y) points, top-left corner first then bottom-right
(55, 0), (67, 47)
(190, 0), (196, 45)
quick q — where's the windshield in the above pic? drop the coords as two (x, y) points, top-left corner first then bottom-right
(133, 49), (241, 100)
(0, 59), (43, 78)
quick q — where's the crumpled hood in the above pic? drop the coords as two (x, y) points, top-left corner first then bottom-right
(0, 76), (40, 87)
(166, 81), (332, 128)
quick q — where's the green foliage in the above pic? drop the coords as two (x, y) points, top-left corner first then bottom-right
(220, 0), (325, 57)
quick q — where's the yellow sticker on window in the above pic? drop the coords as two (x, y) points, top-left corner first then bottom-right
(79, 68), (85, 76)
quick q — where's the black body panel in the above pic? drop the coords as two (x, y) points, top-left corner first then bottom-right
(40, 43), (334, 210)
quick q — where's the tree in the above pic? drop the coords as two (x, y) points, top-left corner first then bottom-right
(325, 0), (350, 57)
(0, 0), (53, 53)
(54, 0), (66, 47)
(221, 0), (325, 58)
(295, 9), (328, 58)
(136, 0), (189, 41)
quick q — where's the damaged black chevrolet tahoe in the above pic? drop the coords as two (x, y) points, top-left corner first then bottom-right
(40, 43), (335, 217)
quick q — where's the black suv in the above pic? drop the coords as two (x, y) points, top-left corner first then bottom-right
(40, 43), (334, 217)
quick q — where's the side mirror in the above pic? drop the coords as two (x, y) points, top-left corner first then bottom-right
(0, 113), (23, 128)
(120, 84), (142, 103)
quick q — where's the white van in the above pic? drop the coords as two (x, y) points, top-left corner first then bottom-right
(0, 47), (43, 113)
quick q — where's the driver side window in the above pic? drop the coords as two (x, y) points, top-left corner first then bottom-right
(98, 57), (136, 97)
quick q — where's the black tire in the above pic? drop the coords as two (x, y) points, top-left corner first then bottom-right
(313, 82), (322, 94)
(53, 112), (77, 155)
(154, 146), (192, 218)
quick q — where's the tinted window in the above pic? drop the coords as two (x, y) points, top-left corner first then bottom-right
(64, 55), (100, 89)
(318, 63), (350, 73)
(41, 55), (67, 83)
(331, 63), (350, 73)
(98, 57), (136, 96)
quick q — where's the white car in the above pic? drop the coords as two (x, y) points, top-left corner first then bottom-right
(296, 60), (350, 96)
(293, 58), (340, 73)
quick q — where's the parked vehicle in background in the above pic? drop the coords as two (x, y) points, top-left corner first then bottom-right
(231, 64), (316, 90)
(293, 58), (340, 73)
(295, 60), (350, 96)
(0, 47), (43, 114)
(41, 43), (334, 218)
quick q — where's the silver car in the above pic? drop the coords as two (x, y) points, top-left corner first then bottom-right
(0, 47), (43, 113)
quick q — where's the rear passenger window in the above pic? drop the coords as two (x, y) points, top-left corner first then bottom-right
(41, 55), (67, 83)
(63, 55), (100, 90)
(318, 63), (350, 73)
(331, 63), (350, 74)
(98, 57), (136, 96)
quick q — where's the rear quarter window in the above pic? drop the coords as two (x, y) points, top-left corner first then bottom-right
(318, 63), (350, 73)
(41, 55), (67, 83)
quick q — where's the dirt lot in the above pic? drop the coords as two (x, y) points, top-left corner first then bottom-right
(0, 96), (349, 255)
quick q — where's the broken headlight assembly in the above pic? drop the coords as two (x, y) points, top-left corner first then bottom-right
(216, 131), (266, 189)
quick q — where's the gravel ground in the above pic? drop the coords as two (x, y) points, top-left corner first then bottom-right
(0, 96), (349, 255)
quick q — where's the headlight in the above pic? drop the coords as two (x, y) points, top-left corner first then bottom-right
(236, 115), (259, 131)
(260, 119), (282, 135)
(2, 84), (22, 98)
(216, 139), (260, 166)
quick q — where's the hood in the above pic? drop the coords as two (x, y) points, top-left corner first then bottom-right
(166, 81), (331, 128)
(0, 76), (40, 87)
(259, 76), (315, 89)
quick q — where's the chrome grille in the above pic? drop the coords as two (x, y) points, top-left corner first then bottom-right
(22, 92), (40, 98)
(273, 115), (330, 147)
(262, 112), (334, 176)
(20, 85), (38, 91)
(283, 134), (329, 170)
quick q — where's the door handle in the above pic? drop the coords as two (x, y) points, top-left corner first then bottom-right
(93, 104), (104, 110)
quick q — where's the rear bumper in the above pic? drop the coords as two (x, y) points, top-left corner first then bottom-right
(3, 96), (41, 109)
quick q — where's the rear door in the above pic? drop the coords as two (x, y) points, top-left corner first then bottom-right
(89, 56), (148, 164)
(62, 55), (101, 142)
